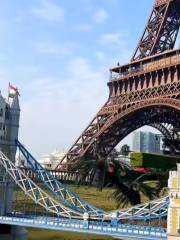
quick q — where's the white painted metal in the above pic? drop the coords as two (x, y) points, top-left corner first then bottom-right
(0, 149), (169, 222)
(0, 151), (83, 218)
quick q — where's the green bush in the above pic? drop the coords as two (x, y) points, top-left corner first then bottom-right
(130, 152), (180, 169)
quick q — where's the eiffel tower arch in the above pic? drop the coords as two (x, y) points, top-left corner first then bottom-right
(56, 0), (180, 169)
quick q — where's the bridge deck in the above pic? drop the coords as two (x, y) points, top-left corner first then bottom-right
(0, 215), (167, 240)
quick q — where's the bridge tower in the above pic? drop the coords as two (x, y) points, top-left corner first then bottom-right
(0, 87), (27, 240)
(168, 164), (180, 239)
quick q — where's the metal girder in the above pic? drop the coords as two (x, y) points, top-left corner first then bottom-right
(56, 77), (180, 169)
(107, 197), (169, 220)
(132, 0), (180, 61)
(107, 81), (180, 110)
(55, 1), (180, 171)
(0, 215), (167, 240)
(96, 106), (180, 157)
(15, 142), (170, 222)
(0, 150), (83, 218)
(56, 97), (180, 168)
(0, 148), (170, 223)
(16, 140), (103, 217)
(149, 123), (180, 153)
(150, 123), (173, 139)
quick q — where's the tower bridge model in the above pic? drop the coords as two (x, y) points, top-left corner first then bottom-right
(0, 0), (180, 240)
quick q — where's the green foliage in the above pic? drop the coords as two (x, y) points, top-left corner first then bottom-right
(120, 144), (130, 156)
(73, 154), (160, 207)
(131, 152), (180, 169)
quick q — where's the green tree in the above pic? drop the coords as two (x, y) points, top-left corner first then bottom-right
(120, 144), (130, 156)
(73, 153), (165, 207)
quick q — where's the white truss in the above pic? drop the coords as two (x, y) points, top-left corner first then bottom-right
(0, 151), (83, 218)
(32, 168), (99, 214)
(16, 140), (103, 216)
(16, 141), (170, 221)
(0, 150), (169, 222)
(107, 197), (168, 220)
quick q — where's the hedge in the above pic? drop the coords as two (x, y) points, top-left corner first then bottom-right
(130, 152), (180, 170)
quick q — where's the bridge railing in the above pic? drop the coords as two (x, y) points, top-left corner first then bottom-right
(110, 49), (180, 82)
(19, 167), (92, 184)
(0, 215), (167, 239)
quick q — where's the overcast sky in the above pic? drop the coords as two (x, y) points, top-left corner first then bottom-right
(0, 0), (179, 158)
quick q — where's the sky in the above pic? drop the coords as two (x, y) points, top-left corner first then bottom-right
(0, 0), (179, 158)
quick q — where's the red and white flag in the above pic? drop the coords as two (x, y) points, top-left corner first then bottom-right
(8, 83), (20, 97)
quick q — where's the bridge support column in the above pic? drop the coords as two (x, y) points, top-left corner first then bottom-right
(0, 148), (28, 240)
(0, 91), (27, 240)
(167, 164), (180, 239)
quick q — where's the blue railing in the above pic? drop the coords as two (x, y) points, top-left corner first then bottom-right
(0, 214), (167, 240)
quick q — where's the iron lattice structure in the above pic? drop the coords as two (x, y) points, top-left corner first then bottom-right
(0, 149), (169, 222)
(56, 0), (180, 170)
(15, 140), (103, 217)
(0, 150), (83, 218)
(0, 148), (169, 238)
(0, 2), (176, 238)
(132, 0), (180, 61)
(14, 141), (169, 221)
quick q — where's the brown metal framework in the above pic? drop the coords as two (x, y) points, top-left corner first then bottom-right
(56, 0), (180, 170)
(132, 0), (180, 61)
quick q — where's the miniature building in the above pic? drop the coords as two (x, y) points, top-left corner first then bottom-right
(39, 149), (67, 170)
(167, 164), (180, 240)
(0, 87), (27, 240)
(0, 89), (20, 215)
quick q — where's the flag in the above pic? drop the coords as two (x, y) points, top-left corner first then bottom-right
(8, 83), (20, 97)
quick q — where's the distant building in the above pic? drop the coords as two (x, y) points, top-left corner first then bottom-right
(132, 131), (161, 153)
(15, 147), (67, 170)
(39, 149), (67, 170)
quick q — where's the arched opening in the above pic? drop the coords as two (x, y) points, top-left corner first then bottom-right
(96, 103), (180, 158)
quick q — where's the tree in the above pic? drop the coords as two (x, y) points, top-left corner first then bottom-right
(72, 152), (164, 207)
(120, 144), (130, 156)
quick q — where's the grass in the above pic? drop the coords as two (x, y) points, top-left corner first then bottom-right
(13, 184), (118, 212)
(67, 185), (118, 211)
